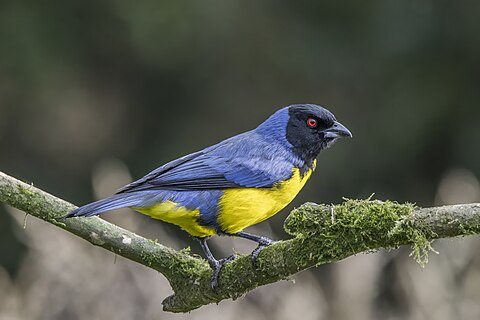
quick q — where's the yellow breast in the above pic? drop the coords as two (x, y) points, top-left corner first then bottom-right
(217, 164), (315, 234)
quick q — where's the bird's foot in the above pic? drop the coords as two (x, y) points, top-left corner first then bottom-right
(251, 237), (275, 267)
(209, 255), (236, 290)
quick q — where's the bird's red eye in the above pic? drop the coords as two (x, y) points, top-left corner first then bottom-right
(307, 118), (318, 128)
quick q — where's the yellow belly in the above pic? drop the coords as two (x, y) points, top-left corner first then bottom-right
(217, 165), (314, 234)
(133, 201), (216, 237)
(132, 162), (315, 237)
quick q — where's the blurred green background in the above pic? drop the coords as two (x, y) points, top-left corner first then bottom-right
(1, 1), (480, 319)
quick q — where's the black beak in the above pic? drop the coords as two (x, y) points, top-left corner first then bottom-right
(323, 121), (352, 139)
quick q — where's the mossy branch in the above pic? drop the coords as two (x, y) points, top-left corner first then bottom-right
(1, 170), (480, 313)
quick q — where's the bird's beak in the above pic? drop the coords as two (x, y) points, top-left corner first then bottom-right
(323, 121), (352, 139)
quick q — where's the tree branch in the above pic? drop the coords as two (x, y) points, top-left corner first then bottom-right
(1, 170), (480, 312)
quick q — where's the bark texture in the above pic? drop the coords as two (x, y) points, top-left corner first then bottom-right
(1, 171), (479, 312)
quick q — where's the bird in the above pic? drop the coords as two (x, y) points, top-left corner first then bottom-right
(66, 104), (352, 288)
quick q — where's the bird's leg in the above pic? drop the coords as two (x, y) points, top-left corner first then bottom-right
(196, 237), (235, 290)
(229, 231), (276, 266)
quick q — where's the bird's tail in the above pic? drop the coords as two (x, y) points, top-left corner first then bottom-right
(65, 193), (148, 218)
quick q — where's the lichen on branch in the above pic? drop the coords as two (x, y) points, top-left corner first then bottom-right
(1, 170), (480, 313)
(284, 199), (432, 265)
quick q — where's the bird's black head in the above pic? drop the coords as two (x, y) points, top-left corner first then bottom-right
(286, 104), (352, 165)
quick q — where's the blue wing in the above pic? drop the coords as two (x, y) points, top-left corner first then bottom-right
(115, 151), (239, 193)
(117, 131), (296, 194)
(67, 131), (301, 219)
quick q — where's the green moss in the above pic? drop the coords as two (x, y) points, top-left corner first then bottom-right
(18, 185), (34, 196)
(459, 222), (480, 236)
(407, 228), (433, 266)
(284, 198), (433, 266)
(50, 218), (67, 227)
(179, 247), (191, 255)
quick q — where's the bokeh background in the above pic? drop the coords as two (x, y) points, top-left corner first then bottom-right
(1, 1), (480, 319)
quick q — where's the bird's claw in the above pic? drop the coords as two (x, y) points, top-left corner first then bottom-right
(251, 238), (275, 267)
(210, 255), (236, 290)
